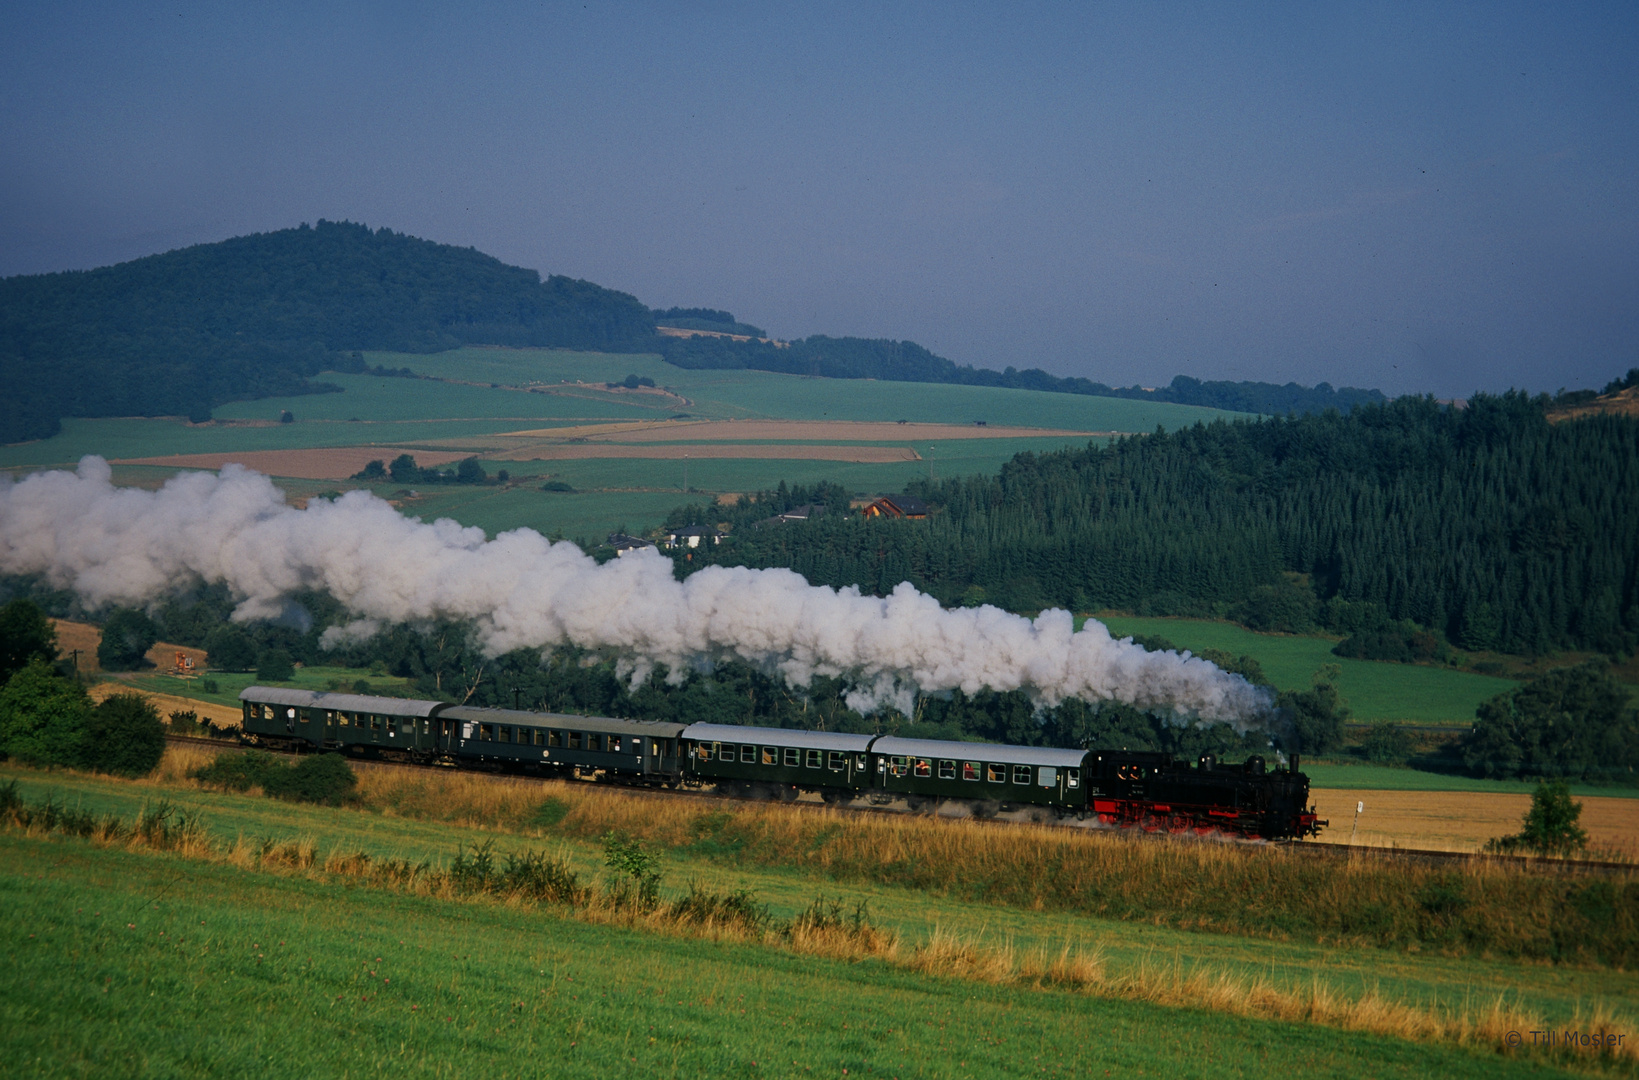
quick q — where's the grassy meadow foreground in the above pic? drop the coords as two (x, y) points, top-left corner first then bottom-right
(1, 748), (1634, 1078)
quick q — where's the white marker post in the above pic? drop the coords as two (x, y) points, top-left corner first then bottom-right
(1350, 800), (1364, 845)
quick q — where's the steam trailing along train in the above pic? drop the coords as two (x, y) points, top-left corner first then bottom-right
(238, 687), (1326, 840)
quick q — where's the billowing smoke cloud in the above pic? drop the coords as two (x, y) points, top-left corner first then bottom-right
(0, 458), (1273, 724)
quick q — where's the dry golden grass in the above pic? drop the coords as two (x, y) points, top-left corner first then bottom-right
(1313, 787), (1639, 856)
(344, 767), (1639, 968)
(86, 683), (243, 729)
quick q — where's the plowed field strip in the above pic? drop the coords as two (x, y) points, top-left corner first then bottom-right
(497, 419), (1115, 442)
(489, 443), (918, 462)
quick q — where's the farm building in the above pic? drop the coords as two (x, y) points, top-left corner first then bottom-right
(606, 533), (655, 557)
(664, 525), (723, 549)
(862, 495), (929, 519)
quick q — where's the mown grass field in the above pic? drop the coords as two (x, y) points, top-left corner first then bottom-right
(1094, 615), (1519, 726)
(1, 757), (1630, 1078)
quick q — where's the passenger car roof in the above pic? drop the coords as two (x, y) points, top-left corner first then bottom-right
(439, 706), (686, 737)
(681, 723), (874, 753)
(871, 736), (1088, 768)
(239, 686), (446, 718)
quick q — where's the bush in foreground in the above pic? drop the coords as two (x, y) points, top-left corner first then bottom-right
(0, 659), (91, 766)
(191, 750), (357, 805)
(83, 692), (165, 777)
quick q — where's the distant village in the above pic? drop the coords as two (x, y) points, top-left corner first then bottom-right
(607, 493), (930, 557)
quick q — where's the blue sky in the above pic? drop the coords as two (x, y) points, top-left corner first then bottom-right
(2, 2), (1634, 397)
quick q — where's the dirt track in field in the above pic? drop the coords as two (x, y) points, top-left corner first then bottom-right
(496, 419), (1116, 442)
(489, 443), (920, 462)
(1311, 787), (1639, 856)
(112, 447), (474, 480)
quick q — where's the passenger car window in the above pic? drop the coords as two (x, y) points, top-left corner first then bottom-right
(741, 744), (757, 763)
(1013, 765), (1031, 785)
(962, 762), (980, 781)
(938, 760), (956, 780)
(914, 758), (931, 778)
(610, 736), (623, 752)
(479, 723), (493, 741)
(762, 747), (777, 765)
(1038, 766), (1057, 787)
(806, 749), (822, 768)
(548, 730), (563, 747)
(890, 756), (909, 778)
(533, 729), (546, 747)
(987, 763), (1005, 783)
(784, 747), (800, 767)
(499, 726), (512, 743)
(568, 732), (582, 750)
(827, 751), (847, 772)
(1066, 769), (1080, 788)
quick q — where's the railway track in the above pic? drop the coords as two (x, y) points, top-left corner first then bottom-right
(164, 734), (1632, 876)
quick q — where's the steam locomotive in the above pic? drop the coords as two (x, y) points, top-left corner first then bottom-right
(238, 686), (1325, 840)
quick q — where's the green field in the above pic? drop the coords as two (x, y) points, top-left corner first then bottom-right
(1302, 761), (1636, 798)
(0, 348), (1249, 542)
(388, 347), (1250, 430)
(1095, 615), (1519, 726)
(1, 764), (1625, 1077)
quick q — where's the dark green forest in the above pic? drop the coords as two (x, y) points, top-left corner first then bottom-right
(668, 393), (1639, 659)
(657, 331), (1388, 415)
(0, 221), (654, 442)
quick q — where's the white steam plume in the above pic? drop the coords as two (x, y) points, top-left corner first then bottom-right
(0, 458), (1273, 724)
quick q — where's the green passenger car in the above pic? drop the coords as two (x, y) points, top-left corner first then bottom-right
(868, 736), (1090, 811)
(240, 686), (446, 760)
(681, 723), (875, 797)
(439, 706), (686, 781)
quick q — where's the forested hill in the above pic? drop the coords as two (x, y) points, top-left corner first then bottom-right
(1, 220), (1388, 444)
(657, 332), (1388, 415)
(672, 392), (1639, 658)
(0, 221), (654, 443)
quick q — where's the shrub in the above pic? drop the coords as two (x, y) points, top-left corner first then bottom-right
(0, 659), (91, 767)
(1485, 780), (1590, 856)
(190, 749), (279, 791)
(1277, 669), (1349, 754)
(96, 608), (158, 671)
(0, 598), (57, 684)
(603, 831), (662, 910)
(190, 750), (357, 805)
(84, 692), (165, 777)
(1333, 620), (1448, 664)
(204, 626), (257, 672)
(263, 753), (356, 805)
(1361, 722), (1414, 764)
(1229, 579), (1318, 634)
(1460, 661), (1638, 781)
(256, 648), (295, 682)
(540, 481), (575, 493)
